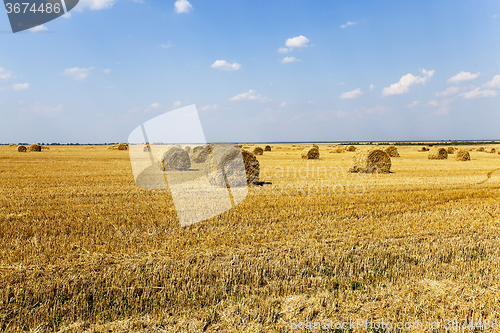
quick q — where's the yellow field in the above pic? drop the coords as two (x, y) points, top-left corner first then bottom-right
(1, 144), (500, 332)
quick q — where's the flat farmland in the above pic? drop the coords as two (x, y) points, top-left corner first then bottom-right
(1, 144), (500, 332)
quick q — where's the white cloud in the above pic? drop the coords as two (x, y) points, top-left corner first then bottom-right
(483, 75), (500, 88)
(0, 68), (12, 80)
(174, 0), (192, 13)
(279, 101), (287, 107)
(199, 104), (220, 112)
(340, 88), (363, 99)
(315, 110), (346, 121)
(427, 99), (453, 115)
(447, 71), (480, 83)
(211, 60), (241, 71)
(494, 14), (499, 18)
(381, 69), (434, 97)
(172, 101), (182, 108)
(143, 102), (161, 113)
(278, 47), (290, 53)
(77, 0), (116, 10)
(29, 25), (47, 33)
(12, 83), (29, 90)
(31, 103), (63, 117)
(436, 86), (460, 97)
(280, 56), (300, 64)
(461, 87), (498, 99)
(369, 84), (375, 91)
(340, 21), (356, 29)
(103, 69), (111, 74)
(406, 101), (420, 108)
(63, 12), (72, 18)
(160, 42), (172, 49)
(354, 105), (388, 115)
(285, 35), (309, 48)
(229, 89), (272, 103)
(62, 67), (93, 80)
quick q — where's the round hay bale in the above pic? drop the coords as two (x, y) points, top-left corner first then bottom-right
(29, 144), (41, 152)
(143, 145), (151, 152)
(205, 145), (260, 187)
(191, 145), (209, 163)
(329, 147), (345, 153)
(301, 147), (319, 159)
(477, 147), (485, 152)
(184, 146), (191, 153)
(428, 147), (448, 160)
(418, 146), (430, 152)
(117, 143), (128, 150)
(455, 149), (470, 161)
(350, 148), (391, 173)
(446, 147), (455, 154)
(17, 145), (27, 152)
(253, 147), (264, 155)
(158, 146), (191, 171)
(384, 146), (400, 157)
(346, 145), (356, 152)
(264, 145), (271, 152)
(488, 148), (496, 154)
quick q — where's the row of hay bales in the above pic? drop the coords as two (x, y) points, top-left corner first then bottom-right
(470, 147), (497, 153)
(349, 146), (470, 174)
(418, 146), (499, 154)
(427, 147), (470, 161)
(252, 145), (271, 155)
(108, 143), (129, 150)
(155, 144), (260, 186)
(16, 144), (46, 152)
(303, 144), (473, 174)
(156, 145), (210, 171)
(327, 145), (400, 157)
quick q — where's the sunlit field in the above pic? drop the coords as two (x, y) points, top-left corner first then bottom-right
(1, 144), (500, 332)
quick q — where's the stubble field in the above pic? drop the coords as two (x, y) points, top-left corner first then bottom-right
(1, 144), (500, 332)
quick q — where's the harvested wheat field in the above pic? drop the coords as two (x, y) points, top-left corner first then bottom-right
(1, 144), (500, 331)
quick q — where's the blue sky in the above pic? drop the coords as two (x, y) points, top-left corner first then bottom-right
(1, 0), (499, 143)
